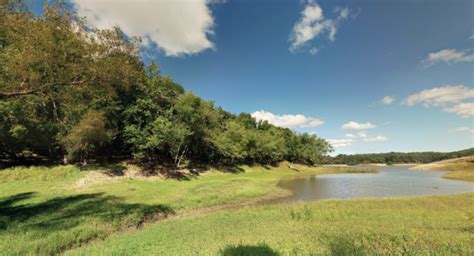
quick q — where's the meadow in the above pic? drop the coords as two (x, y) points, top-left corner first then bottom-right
(0, 163), (374, 255)
(68, 194), (474, 255)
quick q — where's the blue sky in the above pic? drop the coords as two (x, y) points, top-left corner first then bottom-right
(30, 0), (474, 154)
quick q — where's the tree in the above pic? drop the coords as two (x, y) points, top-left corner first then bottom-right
(62, 111), (113, 165)
(1, 1), (335, 169)
(0, 2), (143, 160)
(210, 120), (248, 164)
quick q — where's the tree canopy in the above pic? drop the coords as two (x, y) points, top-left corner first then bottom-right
(0, 1), (332, 169)
(323, 148), (474, 165)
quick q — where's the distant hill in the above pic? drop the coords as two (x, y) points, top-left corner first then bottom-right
(411, 156), (474, 171)
(323, 148), (474, 165)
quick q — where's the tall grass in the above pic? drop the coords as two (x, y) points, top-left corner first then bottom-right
(0, 163), (367, 254)
(68, 194), (474, 255)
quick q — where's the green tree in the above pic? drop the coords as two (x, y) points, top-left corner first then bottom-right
(210, 120), (248, 164)
(0, 2), (143, 160)
(62, 111), (114, 165)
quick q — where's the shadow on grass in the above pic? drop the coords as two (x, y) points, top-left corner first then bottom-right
(218, 165), (245, 174)
(220, 243), (280, 256)
(80, 163), (127, 176)
(328, 236), (367, 256)
(0, 192), (174, 254)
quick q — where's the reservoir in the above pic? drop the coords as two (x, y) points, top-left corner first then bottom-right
(274, 166), (474, 203)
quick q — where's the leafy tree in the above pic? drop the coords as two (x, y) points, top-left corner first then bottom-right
(210, 120), (248, 164)
(324, 148), (474, 165)
(0, 1), (335, 169)
(62, 111), (114, 165)
(0, 1), (143, 160)
(172, 92), (226, 164)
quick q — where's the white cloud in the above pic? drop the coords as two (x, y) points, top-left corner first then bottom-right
(336, 7), (350, 19)
(251, 110), (324, 129)
(381, 96), (395, 105)
(289, 0), (351, 52)
(309, 47), (319, 55)
(329, 133), (388, 148)
(422, 49), (474, 67)
(402, 85), (474, 118)
(444, 103), (474, 118)
(70, 0), (217, 57)
(403, 85), (474, 107)
(453, 126), (474, 135)
(328, 138), (353, 148)
(342, 121), (376, 130)
(362, 135), (387, 142)
(345, 131), (367, 138)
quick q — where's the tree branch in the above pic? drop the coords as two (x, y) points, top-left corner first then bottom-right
(0, 78), (94, 100)
(0, 89), (38, 99)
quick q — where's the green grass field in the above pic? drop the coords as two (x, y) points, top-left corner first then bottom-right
(67, 194), (474, 256)
(0, 163), (375, 255)
(1, 163), (472, 255)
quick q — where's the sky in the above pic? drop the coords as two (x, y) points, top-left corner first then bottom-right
(29, 0), (474, 155)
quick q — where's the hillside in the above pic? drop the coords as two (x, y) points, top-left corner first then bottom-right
(324, 148), (474, 165)
(412, 156), (474, 181)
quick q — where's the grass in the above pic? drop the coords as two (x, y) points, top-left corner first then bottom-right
(412, 156), (474, 182)
(0, 162), (374, 255)
(67, 194), (474, 255)
(441, 162), (474, 182)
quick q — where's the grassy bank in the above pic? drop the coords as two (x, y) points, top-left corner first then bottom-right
(0, 163), (374, 255)
(67, 194), (474, 255)
(412, 156), (474, 182)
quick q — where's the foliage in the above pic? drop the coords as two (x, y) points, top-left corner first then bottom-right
(0, 1), (332, 168)
(324, 148), (474, 165)
(62, 111), (114, 164)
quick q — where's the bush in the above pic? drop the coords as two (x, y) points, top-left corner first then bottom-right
(62, 111), (114, 165)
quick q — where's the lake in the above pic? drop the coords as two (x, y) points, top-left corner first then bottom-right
(273, 166), (474, 203)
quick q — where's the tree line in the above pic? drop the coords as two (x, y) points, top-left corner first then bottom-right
(323, 148), (474, 165)
(0, 1), (332, 169)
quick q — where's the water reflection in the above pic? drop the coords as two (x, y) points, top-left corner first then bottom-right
(273, 166), (473, 203)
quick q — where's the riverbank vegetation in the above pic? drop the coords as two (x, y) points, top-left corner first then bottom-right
(0, 163), (377, 255)
(67, 194), (474, 255)
(324, 148), (474, 165)
(0, 1), (331, 172)
(412, 156), (474, 182)
(1, 2), (473, 256)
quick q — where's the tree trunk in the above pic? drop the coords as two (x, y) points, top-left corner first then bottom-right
(177, 146), (187, 167)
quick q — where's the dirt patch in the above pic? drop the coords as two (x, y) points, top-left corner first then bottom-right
(74, 164), (162, 188)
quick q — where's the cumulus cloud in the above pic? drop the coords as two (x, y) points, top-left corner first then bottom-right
(289, 0), (351, 52)
(362, 135), (387, 142)
(402, 85), (474, 118)
(342, 121), (376, 130)
(327, 138), (353, 148)
(70, 0), (217, 56)
(422, 49), (474, 67)
(403, 85), (474, 106)
(345, 131), (367, 138)
(444, 103), (474, 118)
(381, 96), (395, 105)
(331, 124), (387, 148)
(329, 133), (387, 148)
(251, 110), (324, 129)
(453, 126), (474, 135)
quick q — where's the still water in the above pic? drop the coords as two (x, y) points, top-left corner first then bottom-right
(273, 166), (473, 203)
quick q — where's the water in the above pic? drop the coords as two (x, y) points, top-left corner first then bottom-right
(273, 166), (474, 203)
